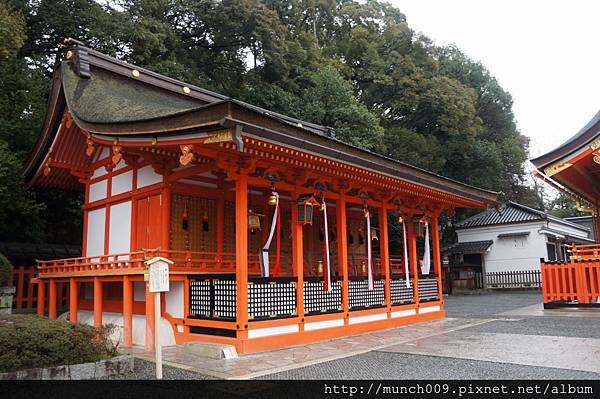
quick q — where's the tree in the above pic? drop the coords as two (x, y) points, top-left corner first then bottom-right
(546, 193), (584, 219)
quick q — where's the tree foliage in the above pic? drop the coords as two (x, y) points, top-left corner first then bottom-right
(0, 0), (544, 244)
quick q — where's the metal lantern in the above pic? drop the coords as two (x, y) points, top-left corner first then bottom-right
(414, 217), (428, 238)
(297, 194), (320, 226)
(248, 209), (263, 232)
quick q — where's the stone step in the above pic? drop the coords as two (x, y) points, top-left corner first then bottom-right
(183, 342), (238, 360)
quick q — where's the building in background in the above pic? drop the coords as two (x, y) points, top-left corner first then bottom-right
(444, 202), (592, 291)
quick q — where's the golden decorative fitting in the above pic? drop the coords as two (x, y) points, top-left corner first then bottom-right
(43, 162), (51, 177)
(594, 155), (600, 165)
(131, 69), (140, 77)
(268, 193), (278, 206)
(65, 50), (73, 60)
(543, 162), (572, 177)
(182, 86), (190, 94)
(398, 215), (404, 224)
(151, 137), (158, 145)
(590, 138), (600, 151)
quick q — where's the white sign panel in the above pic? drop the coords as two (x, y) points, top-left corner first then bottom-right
(149, 261), (170, 293)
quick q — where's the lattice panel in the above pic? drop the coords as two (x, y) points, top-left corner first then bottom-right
(189, 277), (236, 320)
(390, 279), (414, 305)
(303, 280), (343, 314)
(223, 201), (235, 254)
(171, 194), (217, 252)
(189, 279), (211, 318)
(248, 280), (296, 320)
(213, 279), (237, 319)
(418, 278), (439, 302)
(348, 279), (386, 310)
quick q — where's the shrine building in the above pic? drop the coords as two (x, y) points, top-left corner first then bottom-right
(25, 40), (497, 353)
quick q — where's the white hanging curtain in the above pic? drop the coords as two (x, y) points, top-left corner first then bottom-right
(260, 191), (279, 277)
(365, 206), (374, 290)
(322, 199), (332, 292)
(421, 222), (431, 275)
(402, 220), (410, 288)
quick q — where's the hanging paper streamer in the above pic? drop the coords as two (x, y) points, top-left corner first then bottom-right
(421, 222), (431, 275)
(322, 198), (332, 292)
(322, 199), (332, 292)
(260, 191), (279, 277)
(273, 201), (281, 277)
(365, 206), (374, 290)
(402, 220), (410, 288)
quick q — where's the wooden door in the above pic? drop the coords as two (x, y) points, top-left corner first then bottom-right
(135, 194), (163, 251)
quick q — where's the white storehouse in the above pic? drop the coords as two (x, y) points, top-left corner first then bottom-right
(447, 202), (593, 275)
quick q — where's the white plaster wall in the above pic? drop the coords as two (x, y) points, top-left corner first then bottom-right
(165, 281), (184, 318)
(92, 165), (107, 179)
(58, 311), (175, 347)
(546, 220), (591, 239)
(136, 165), (162, 188)
(457, 222), (546, 272)
(111, 170), (133, 196)
(89, 180), (107, 202)
(108, 201), (132, 255)
(86, 208), (106, 258)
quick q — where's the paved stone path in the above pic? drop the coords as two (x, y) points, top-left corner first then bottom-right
(119, 291), (600, 380)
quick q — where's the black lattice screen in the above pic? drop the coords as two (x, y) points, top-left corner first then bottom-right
(348, 278), (386, 310)
(189, 275), (236, 320)
(303, 278), (343, 314)
(390, 278), (414, 305)
(418, 278), (439, 302)
(248, 278), (297, 320)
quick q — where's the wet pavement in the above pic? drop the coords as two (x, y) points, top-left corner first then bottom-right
(117, 290), (600, 379)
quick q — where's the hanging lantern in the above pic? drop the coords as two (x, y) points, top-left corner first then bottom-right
(361, 260), (367, 274)
(111, 144), (122, 165)
(371, 228), (379, 241)
(297, 194), (320, 226)
(268, 193), (278, 206)
(182, 203), (189, 231)
(202, 209), (209, 232)
(248, 209), (263, 232)
(317, 260), (324, 274)
(398, 215), (404, 224)
(414, 217), (428, 238)
(179, 144), (194, 166)
(85, 135), (95, 157)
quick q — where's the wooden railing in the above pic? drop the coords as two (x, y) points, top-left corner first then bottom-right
(541, 259), (600, 307)
(569, 243), (600, 261)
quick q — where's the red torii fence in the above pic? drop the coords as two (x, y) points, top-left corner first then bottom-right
(9, 266), (67, 311)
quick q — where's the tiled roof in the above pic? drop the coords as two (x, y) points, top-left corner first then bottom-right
(443, 240), (493, 254)
(0, 242), (81, 265)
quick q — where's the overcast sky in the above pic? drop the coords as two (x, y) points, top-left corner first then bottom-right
(391, 0), (600, 160)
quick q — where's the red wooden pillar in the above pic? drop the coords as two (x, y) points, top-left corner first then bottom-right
(69, 277), (78, 323)
(123, 275), (133, 347)
(235, 174), (249, 339)
(145, 285), (155, 352)
(407, 214), (419, 304)
(292, 193), (304, 325)
(161, 183), (171, 253)
(37, 279), (45, 316)
(431, 214), (443, 302)
(27, 266), (35, 308)
(48, 279), (57, 319)
(379, 205), (391, 309)
(15, 266), (24, 309)
(337, 195), (349, 322)
(93, 277), (103, 327)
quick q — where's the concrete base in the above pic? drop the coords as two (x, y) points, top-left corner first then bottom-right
(184, 342), (238, 359)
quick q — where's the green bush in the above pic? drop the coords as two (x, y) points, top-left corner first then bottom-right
(0, 314), (118, 373)
(0, 253), (12, 287)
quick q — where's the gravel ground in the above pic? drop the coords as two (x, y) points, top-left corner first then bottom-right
(101, 358), (217, 380)
(443, 291), (541, 318)
(258, 351), (600, 380)
(460, 316), (600, 338)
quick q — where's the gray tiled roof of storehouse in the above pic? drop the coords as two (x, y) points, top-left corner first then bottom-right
(456, 202), (545, 228)
(443, 240), (494, 254)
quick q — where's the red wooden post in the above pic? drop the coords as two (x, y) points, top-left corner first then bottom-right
(379, 205), (391, 309)
(27, 266), (35, 308)
(145, 284), (155, 352)
(16, 266), (24, 309)
(217, 196), (225, 262)
(432, 214), (443, 301)
(235, 174), (249, 339)
(37, 279), (45, 316)
(292, 193), (304, 325)
(123, 275), (133, 347)
(336, 195), (349, 322)
(48, 279), (57, 320)
(93, 277), (103, 327)
(407, 214), (419, 303)
(69, 277), (78, 323)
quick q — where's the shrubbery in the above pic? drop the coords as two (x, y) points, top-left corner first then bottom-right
(0, 314), (118, 373)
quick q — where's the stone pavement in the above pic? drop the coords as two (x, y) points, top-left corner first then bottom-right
(124, 291), (600, 380)
(130, 317), (492, 379)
